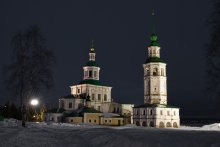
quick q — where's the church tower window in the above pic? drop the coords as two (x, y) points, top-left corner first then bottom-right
(94, 71), (97, 77)
(69, 102), (72, 108)
(98, 94), (101, 101)
(89, 70), (93, 78)
(143, 110), (146, 115)
(153, 68), (158, 76)
(161, 68), (164, 76)
(92, 94), (95, 100)
(104, 94), (107, 101)
(149, 109), (153, 115)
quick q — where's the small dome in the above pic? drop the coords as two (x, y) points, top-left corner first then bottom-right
(149, 33), (160, 47)
(150, 34), (158, 42)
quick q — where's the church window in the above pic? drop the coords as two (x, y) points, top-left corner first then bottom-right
(143, 110), (146, 115)
(89, 70), (93, 77)
(167, 111), (170, 116)
(89, 119), (91, 123)
(153, 50), (156, 54)
(104, 94), (107, 101)
(113, 107), (116, 113)
(61, 100), (64, 108)
(92, 94), (95, 100)
(69, 102), (72, 108)
(153, 68), (158, 76)
(117, 108), (119, 113)
(160, 110), (163, 115)
(109, 120), (112, 123)
(98, 94), (101, 101)
(94, 71), (97, 77)
(94, 119), (96, 123)
(98, 106), (101, 111)
(105, 120), (107, 123)
(174, 111), (176, 116)
(78, 89), (80, 93)
(161, 68), (164, 76)
(136, 110), (139, 115)
(149, 109), (153, 115)
(71, 119), (73, 122)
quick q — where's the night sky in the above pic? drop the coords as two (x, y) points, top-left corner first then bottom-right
(0, 0), (214, 117)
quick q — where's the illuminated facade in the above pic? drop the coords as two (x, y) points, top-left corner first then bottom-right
(52, 43), (134, 124)
(133, 34), (180, 128)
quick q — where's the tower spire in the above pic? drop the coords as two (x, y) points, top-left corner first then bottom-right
(89, 40), (96, 61)
(89, 40), (95, 53)
(151, 9), (156, 34)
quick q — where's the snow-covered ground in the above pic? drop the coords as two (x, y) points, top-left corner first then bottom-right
(0, 119), (220, 147)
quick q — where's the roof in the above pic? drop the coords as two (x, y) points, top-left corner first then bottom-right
(45, 108), (66, 113)
(101, 112), (122, 118)
(60, 94), (85, 99)
(86, 61), (99, 67)
(145, 57), (165, 63)
(149, 33), (160, 47)
(65, 107), (101, 117)
(133, 103), (179, 108)
(79, 79), (103, 86)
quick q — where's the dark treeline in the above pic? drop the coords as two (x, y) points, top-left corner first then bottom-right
(0, 101), (21, 120)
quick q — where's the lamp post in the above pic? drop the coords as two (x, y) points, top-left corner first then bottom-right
(30, 99), (39, 121)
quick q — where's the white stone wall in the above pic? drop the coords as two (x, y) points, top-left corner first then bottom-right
(133, 107), (180, 128)
(45, 113), (63, 123)
(70, 84), (112, 103)
(143, 62), (167, 104)
(100, 102), (121, 113)
(59, 98), (84, 111)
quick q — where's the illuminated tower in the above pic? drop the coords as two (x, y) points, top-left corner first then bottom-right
(83, 41), (100, 81)
(143, 34), (167, 105)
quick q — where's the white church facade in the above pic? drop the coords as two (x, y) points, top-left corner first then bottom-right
(45, 44), (134, 125)
(133, 34), (180, 128)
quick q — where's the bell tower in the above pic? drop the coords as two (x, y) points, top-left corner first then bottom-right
(143, 34), (167, 105)
(83, 41), (100, 81)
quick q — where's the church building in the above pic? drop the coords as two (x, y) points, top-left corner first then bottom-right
(133, 34), (180, 128)
(45, 43), (134, 125)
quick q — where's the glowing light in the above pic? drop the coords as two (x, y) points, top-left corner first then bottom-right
(30, 99), (39, 106)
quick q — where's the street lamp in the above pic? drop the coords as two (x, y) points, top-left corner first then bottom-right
(30, 99), (39, 121)
(30, 99), (39, 106)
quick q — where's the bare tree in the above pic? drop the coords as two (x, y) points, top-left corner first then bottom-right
(207, 0), (220, 111)
(5, 25), (55, 127)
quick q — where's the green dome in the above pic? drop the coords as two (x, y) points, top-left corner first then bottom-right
(150, 34), (158, 42)
(149, 33), (160, 47)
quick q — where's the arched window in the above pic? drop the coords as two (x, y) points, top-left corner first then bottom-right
(142, 121), (147, 127)
(160, 110), (163, 115)
(149, 109), (153, 115)
(143, 110), (146, 115)
(136, 121), (140, 126)
(149, 121), (154, 127)
(136, 110), (139, 115)
(159, 122), (165, 128)
(173, 122), (178, 128)
(153, 68), (158, 76)
(167, 111), (170, 116)
(166, 122), (172, 127)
